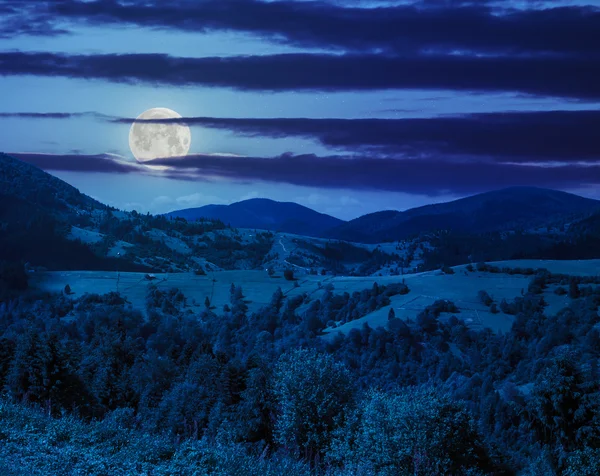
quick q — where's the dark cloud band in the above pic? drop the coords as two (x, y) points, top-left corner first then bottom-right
(10, 151), (600, 196)
(5, 109), (600, 162)
(11, 153), (141, 174)
(1, 51), (599, 99)
(5, 0), (600, 57)
(112, 110), (600, 162)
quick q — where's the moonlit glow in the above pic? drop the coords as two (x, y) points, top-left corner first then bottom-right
(129, 107), (191, 163)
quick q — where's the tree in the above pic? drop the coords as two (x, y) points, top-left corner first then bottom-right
(64, 284), (72, 295)
(204, 296), (211, 309)
(284, 269), (295, 281)
(388, 308), (396, 320)
(272, 348), (354, 462)
(478, 290), (493, 306)
(328, 386), (495, 475)
(528, 351), (600, 460)
(569, 279), (580, 299)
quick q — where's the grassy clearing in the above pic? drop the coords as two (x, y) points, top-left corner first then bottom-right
(30, 259), (596, 335)
(29, 270), (322, 315)
(323, 259), (599, 338)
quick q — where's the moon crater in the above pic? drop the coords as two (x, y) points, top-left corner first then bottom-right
(129, 107), (191, 162)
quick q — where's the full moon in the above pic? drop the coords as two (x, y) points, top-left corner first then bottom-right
(129, 107), (191, 162)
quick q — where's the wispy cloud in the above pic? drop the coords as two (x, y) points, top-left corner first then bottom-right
(10, 152), (142, 174)
(11, 151), (600, 196)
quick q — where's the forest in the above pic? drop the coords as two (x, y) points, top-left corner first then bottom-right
(0, 262), (599, 475)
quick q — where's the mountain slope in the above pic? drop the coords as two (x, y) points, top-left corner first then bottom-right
(166, 198), (345, 236)
(326, 187), (600, 243)
(0, 153), (152, 271)
(0, 152), (103, 216)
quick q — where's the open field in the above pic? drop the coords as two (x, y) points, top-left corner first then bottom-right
(322, 259), (600, 338)
(483, 259), (600, 276)
(29, 259), (597, 336)
(322, 270), (528, 337)
(29, 270), (322, 315)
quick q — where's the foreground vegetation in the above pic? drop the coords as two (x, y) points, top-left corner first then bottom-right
(1, 263), (600, 474)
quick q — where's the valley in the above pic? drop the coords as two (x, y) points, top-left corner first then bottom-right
(3, 152), (600, 475)
(29, 258), (599, 337)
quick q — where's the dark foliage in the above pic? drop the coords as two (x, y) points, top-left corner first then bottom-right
(1, 268), (600, 474)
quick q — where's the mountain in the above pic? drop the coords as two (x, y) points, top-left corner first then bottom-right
(0, 153), (150, 271)
(165, 198), (345, 237)
(0, 152), (103, 217)
(325, 187), (600, 243)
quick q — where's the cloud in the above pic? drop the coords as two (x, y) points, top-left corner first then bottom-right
(112, 110), (600, 162)
(1, 51), (599, 99)
(7, 108), (599, 162)
(147, 152), (600, 196)
(10, 150), (600, 196)
(0, 1), (68, 38)
(0, 111), (113, 120)
(10, 152), (142, 173)
(7, 1), (599, 57)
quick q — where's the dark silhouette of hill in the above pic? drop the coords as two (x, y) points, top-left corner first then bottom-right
(325, 187), (600, 243)
(0, 153), (149, 271)
(0, 152), (103, 216)
(166, 198), (345, 237)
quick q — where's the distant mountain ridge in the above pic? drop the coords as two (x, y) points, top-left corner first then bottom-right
(325, 187), (600, 242)
(168, 187), (600, 243)
(165, 198), (346, 237)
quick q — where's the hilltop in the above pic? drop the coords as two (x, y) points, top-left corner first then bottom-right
(325, 186), (600, 242)
(166, 198), (345, 237)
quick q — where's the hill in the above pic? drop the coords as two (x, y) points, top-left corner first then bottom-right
(0, 152), (103, 216)
(326, 187), (600, 243)
(0, 153), (152, 271)
(165, 198), (345, 237)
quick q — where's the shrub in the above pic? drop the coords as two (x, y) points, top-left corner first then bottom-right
(478, 290), (493, 306)
(328, 387), (495, 475)
(554, 286), (567, 296)
(273, 348), (354, 461)
(441, 265), (455, 275)
(284, 269), (294, 281)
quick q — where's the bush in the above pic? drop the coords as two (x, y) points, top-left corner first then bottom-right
(328, 387), (496, 475)
(283, 269), (294, 281)
(273, 348), (354, 461)
(478, 290), (493, 306)
(441, 265), (455, 275)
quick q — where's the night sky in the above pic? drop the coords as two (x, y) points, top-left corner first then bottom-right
(1, 0), (599, 219)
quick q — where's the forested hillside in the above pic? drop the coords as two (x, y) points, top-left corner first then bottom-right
(1, 266), (600, 474)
